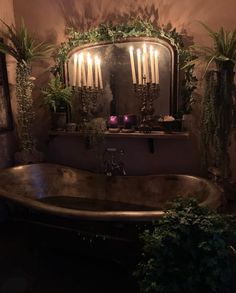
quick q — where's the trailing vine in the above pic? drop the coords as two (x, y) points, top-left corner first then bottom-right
(54, 19), (197, 115)
(16, 62), (35, 151)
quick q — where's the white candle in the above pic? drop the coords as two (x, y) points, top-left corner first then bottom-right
(87, 53), (93, 87)
(149, 46), (155, 83)
(154, 49), (159, 84)
(73, 53), (78, 86)
(64, 61), (68, 86)
(97, 58), (103, 89)
(142, 54), (146, 84)
(78, 53), (82, 87)
(137, 49), (142, 85)
(129, 46), (137, 84)
(81, 54), (87, 87)
(95, 56), (99, 88)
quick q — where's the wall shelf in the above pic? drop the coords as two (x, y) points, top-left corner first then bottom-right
(49, 130), (189, 140)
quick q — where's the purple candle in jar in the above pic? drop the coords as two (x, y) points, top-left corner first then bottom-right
(109, 116), (118, 128)
(124, 114), (137, 129)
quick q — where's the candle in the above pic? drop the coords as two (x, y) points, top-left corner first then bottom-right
(97, 58), (103, 89)
(143, 44), (150, 83)
(78, 53), (83, 87)
(129, 46), (137, 84)
(87, 53), (93, 87)
(64, 61), (68, 86)
(137, 48), (142, 85)
(81, 53), (87, 87)
(154, 49), (159, 84)
(73, 53), (78, 86)
(149, 46), (155, 83)
(109, 116), (118, 128)
(95, 56), (99, 88)
(142, 54), (146, 83)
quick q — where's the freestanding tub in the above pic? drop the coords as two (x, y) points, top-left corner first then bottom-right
(0, 163), (222, 221)
(0, 163), (222, 260)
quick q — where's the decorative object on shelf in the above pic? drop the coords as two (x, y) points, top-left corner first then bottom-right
(196, 23), (236, 179)
(129, 43), (160, 132)
(123, 114), (137, 129)
(66, 122), (77, 132)
(42, 74), (72, 130)
(108, 115), (118, 128)
(134, 78), (160, 133)
(0, 19), (52, 163)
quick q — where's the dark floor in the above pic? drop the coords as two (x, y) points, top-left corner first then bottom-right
(0, 221), (139, 293)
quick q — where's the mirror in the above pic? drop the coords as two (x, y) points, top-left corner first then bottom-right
(66, 37), (178, 125)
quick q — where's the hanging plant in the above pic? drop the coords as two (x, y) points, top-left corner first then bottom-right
(0, 19), (52, 160)
(53, 18), (197, 115)
(197, 23), (236, 179)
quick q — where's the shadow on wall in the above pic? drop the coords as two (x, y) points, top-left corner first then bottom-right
(57, 0), (159, 31)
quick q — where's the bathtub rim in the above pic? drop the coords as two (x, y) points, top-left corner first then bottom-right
(0, 163), (222, 222)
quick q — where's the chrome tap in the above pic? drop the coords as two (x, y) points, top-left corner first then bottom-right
(103, 148), (126, 176)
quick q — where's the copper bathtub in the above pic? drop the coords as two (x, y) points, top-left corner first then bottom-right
(0, 163), (222, 222)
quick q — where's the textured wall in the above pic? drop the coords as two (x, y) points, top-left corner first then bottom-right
(11, 0), (236, 177)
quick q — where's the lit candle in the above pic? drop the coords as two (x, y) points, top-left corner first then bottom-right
(94, 56), (99, 88)
(109, 116), (118, 128)
(64, 61), (68, 86)
(129, 46), (137, 84)
(97, 58), (103, 89)
(143, 44), (150, 83)
(73, 53), (78, 86)
(78, 53), (83, 87)
(142, 54), (146, 83)
(137, 48), (142, 85)
(149, 46), (155, 83)
(81, 53), (87, 87)
(154, 49), (159, 84)
(87, 53), (93, 87)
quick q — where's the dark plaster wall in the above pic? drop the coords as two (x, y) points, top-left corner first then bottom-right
(10, 0), (236, 177)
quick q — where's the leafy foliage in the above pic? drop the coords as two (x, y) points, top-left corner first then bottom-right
(0, 19), (52, 63)
(197, 24), (236, 178)
(54, 19), (197, 115)
(196, 23), (236, 73)
(42, 74), (72, 112)
(134, 198), (236, 293)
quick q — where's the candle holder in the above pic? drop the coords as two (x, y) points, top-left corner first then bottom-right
(134, 77), (160, 133)
(73, 86), (103, 125)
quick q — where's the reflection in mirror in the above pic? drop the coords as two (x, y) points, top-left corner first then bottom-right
(66, 37), (178, 126)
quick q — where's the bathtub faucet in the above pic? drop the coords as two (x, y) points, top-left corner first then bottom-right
(103, 148), (126, 176)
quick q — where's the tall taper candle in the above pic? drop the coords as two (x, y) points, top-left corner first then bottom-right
(95, 56), (99, 88)
(73, 53), (78, 86)
(78, 53), (82, 87)
(154, 49), (159, 84)
(137, 48), (142, 85)
(149, 46), (155, 83)
(97, 58), (103, 89)
(81, 54), (87, 86)
(129, 46), (137, 84)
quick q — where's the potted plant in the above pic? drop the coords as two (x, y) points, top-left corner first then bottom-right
(134, 198), (236, 293)
(0, 19), (52, 163)
(196, 24), (236, 179)
(42, 74), (72, 130)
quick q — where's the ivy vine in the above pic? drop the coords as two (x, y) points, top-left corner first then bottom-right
(54, 19), (197, 115)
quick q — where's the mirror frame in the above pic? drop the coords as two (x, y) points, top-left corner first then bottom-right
(0, 38), (13, 132)
(66, 36), (179, 116)
(54, 20), (197, 117)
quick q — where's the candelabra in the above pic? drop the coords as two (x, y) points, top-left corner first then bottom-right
(73, 86), (103, 125)
(134, 78), (160, 133)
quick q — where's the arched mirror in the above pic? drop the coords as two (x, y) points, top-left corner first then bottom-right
(66, 37), (178, 126)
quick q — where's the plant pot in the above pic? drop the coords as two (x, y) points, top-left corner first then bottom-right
(51, 112), (67, 130)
